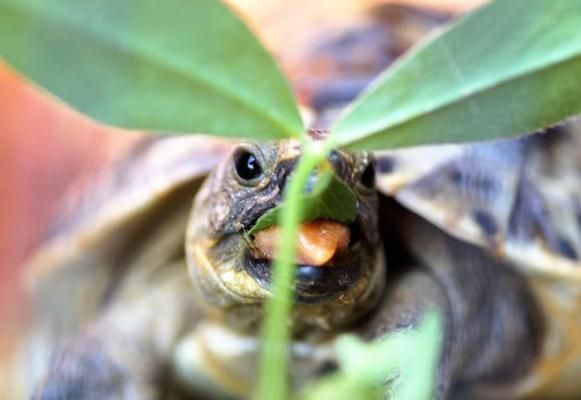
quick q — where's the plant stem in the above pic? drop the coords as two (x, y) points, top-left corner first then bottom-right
(254, 138), (335, 400)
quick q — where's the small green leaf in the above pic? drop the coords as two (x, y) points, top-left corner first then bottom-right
(248, 169), (356, 236)
(301, 312), (442, 400)
(391, 313), (441, 400)
(333, 0), (581, 150)
(0, 0), (303, 139)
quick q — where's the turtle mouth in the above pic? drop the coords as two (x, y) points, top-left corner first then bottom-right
(243, 223), (363, 303)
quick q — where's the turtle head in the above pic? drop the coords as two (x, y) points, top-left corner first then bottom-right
(186, 139), (384, 334)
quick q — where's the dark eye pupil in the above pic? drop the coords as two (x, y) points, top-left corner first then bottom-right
(361, 163), (375, 188)
(235, 151), (262, 180)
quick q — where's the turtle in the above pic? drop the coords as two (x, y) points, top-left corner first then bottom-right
(11, 5), (581, 400)
(16, 122), (581, 400)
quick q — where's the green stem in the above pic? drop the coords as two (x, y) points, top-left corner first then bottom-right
(255, 137), (335, 400)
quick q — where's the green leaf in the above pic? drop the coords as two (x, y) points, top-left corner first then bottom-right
(333, 0), (581, 150)
(391, 313), (441, 400)
(248, 168), (356, 236)
(0, 0), (303, 139)
(301, 312), (442, 400)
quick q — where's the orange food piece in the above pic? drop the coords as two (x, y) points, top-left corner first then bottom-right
(252, 220), (350, 266)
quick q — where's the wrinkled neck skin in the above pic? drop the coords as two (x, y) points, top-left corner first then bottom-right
(185, 140), (384, 339)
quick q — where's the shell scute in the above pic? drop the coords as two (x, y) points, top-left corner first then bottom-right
(374, 122), (581, 281)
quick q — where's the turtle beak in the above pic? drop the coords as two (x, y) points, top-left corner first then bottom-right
(243, 220), (364, 303)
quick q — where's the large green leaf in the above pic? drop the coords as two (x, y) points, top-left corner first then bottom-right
(0, 0), (303, 139)
(333, 0), (581, 150)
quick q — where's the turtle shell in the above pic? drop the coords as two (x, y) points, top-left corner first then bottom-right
(22, 134), (235, 386)
(374, 122), (581, 280)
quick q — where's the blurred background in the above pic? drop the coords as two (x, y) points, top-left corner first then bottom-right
(0, 0), (486, 377)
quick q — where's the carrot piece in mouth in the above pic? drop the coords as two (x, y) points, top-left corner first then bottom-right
(251, 220), (350, 266)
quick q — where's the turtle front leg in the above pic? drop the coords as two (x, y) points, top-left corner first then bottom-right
(32, 274), (200, 400)
(358, 270), (454, 399)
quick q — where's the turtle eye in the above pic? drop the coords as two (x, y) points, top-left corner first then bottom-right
(360, 163), (375, 189)
(234, 149), (263, 181)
